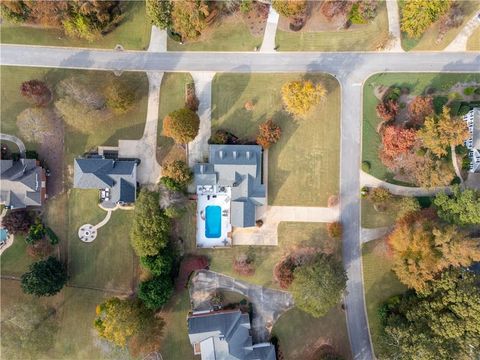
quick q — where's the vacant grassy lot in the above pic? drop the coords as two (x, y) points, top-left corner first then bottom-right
(399, 1), (480, 51)
(212, 73), (340, 207)
(0, 1), (150, 50)
(167, 15), (263, 51)
(1, 279), (129, 359)
(275, 1), (388, 51)
(467, 27), (480, 51)
(362, 239), (406, 357)
(361, 198), (396, 229)
(67, 190), (137, 292)
(362, 72), (480, 182)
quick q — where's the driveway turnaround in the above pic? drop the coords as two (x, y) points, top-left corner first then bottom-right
(0, 133), (26, 157)
(189, 270), (294, 343)
(1, 44), (479, 360)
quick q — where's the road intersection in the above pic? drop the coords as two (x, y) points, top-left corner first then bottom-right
(1, 43), (479, 360)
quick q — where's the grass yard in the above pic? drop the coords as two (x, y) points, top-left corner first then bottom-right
(467, 27), (480, 51)
(212, 73), (340, 207)
(67, 189), (137, 293)
(0, 234), (33, 277)
(275, 1), (388, 51)
(0, 1), (150, 50)
(167, 15), (263, 51)
(362, 72), (480, 182)
(399, 1), (480, 51)
(361, 198), (396, 229)
(272, 306), (351, 360)
(362, 238), (406, 357)
(1, 279), (130, 359)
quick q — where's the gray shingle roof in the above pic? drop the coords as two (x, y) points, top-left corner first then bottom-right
(194, 145), (266, 227)
(73, 157), (137, 205)
(187, 310), (275, 360)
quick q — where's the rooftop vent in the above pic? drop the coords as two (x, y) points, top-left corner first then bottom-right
(232, 151), (237, 159)
(219, 150), (224, 159)
(246, 151), (251, 159)
(200, 164), (205, 173)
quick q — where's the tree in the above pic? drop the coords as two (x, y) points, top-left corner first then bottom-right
(94, 297), (164, 349)
(381, 268), (480, 359)
(321, 0), (352, 20)
(20, 80), (52, 106)
(140, 250), (174, 276)
(164, 205), (186, 218)
(401, 0), (451, 39)
(2, 210), (34, 234)
(380, 125), (417, 163)
(281, 80), (327, 117)
(131, 189), (171, 257)
(290, 253), (347, 318)
(104, 81), (135, 114)
(162, 160), (193, 187)
(418, 106), (469, 157)
(368, 187), (392, 206)
(163, 108), (200, 143)
(434, 185), (480, 225)
(327, 222), (343, 239)
(17, 107), (58, 144)
(21, 257), (68, 296)
(272, 0), (306, 18)
(395, 197), (421, 220)
(171, 0), (210, 40)
(146, 0), (172, 29)
(138, 276), (174, 310)
(256, 119), (282, 149)
(408, 96), (434, 126)
(388, 215), (480, 292)
(25, 220), (46, 245)
(376, 99), (399, 121)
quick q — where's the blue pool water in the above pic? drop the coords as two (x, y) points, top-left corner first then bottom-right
(205, 205), (222, 238)
(0, 228), (8, 242)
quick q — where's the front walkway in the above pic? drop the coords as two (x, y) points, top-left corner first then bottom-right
(385, 0), (403, 52)
(444, 11), (480, 51)
(189, 270), (294, 342)
(259, 6), (279, 52)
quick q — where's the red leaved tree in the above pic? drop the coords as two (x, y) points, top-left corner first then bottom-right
(20, 80), (52, 107)
(256, 119), (282, 149)
(380, 125), (417, 159)
(376, 99), (399, 122)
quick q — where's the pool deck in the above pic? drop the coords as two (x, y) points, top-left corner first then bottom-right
(196, 186), (232, 248)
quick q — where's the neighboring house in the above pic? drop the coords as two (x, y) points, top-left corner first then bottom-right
(0, 158), (46, 209)
(464, 108), (480, 173)
(193, 145), (266, 248)
(73, 156), (137, 208)
(188, 309), (276, 360)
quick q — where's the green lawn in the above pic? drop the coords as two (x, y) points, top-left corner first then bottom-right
(399, 1), (480, 51)
(167, 16), (263, 51)
(362, 238), (406, 357)
(1, 279), (130, 360)
(361, 198), (396, 229)
(212, 73), (340, 207)
(0, 1), (150, 50)
(0, 234), (33, 277)
(467, 26), (480, 51)
(67, 190), (137, 292)
(362, 72), (480, 182)
(272, 306), (351, 360)
(275, 1), (388, 51)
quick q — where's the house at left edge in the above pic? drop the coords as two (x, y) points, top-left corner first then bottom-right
(0, 158), (47, 209)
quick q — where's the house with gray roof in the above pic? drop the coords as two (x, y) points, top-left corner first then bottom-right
(0, 158), (46, 209)
(73, 156), (137, 208)
(464, 108), (480, 173)
(187, 309), (276, 360)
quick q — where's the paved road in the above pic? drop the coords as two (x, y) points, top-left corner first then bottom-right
(0, 133), (26, 157)
(2, 44), (479, 360)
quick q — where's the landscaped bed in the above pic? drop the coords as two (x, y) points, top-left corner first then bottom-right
(275, 1), (388, 51)
(362, 72), (480, 184)
(0, 1), (150, 50)
(212, 73), (340, 207)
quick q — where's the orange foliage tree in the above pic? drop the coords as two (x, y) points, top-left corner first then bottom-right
(380, 125), (417, 159)
(408, 96), (434, 127)
(376, 99), (399, 122)
(256, 119), (282, 149)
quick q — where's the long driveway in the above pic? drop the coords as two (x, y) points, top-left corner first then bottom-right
(2, 44), (479, 360)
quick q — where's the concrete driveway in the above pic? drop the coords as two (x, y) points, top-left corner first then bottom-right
(189, 270), (294, 342)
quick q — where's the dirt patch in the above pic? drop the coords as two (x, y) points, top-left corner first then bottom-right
(242, 1), (269, 36)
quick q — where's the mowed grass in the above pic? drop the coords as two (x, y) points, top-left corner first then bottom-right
(362, 72), (480, 182)
(362, 238), (406, 357)
(467, 26), (480, 51)
(0, 234), (33, 277)
(67, 189), (137, 292)
(212, 73), (340, 207)
(0, 66), (148, 166)
(0, 279), (129, 359)
(275, 1), (388, 51)
(399, 1), (480, 51)
(0, 1), (150, 50)
(167, 16), (263, 51)
(361, 198), (396, 229)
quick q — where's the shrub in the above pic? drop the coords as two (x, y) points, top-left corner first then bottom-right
(25, 220), (46, 245)
(376, 99), (399, 121)
(369, 187), (392, 206)
(138, 276), (174, 310)
(256, 119), (282, 149)
(463, 87), (475, 96)
(240, 0), (252, 13)
(433, 96), (448, 114)
(162, 160), (192, 187)
(361, 161), (371, 172)
(458, 105), (471, 116)
(474, 87), (480, 95)
(164, 205), (186, 219)
(45, 227), (59, 245)
(20, 80), (52, 107)
(163, 108), (200, 143)
(327, 222), (343, 239)
(160, 177), (184, 192)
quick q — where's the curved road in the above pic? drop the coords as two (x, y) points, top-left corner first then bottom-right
(0, 133), (26, 157)
(1, 44), (479, 360)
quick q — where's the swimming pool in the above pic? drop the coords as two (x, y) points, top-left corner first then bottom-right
(205, 205), (222, 238)
(0, 228), (8, 243)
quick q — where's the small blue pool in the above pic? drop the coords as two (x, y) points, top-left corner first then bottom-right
(0, 228), (8, 243)
(205, 205), (222, 238)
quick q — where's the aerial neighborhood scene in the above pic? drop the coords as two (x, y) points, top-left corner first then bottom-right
(1, 0), (480, 359)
